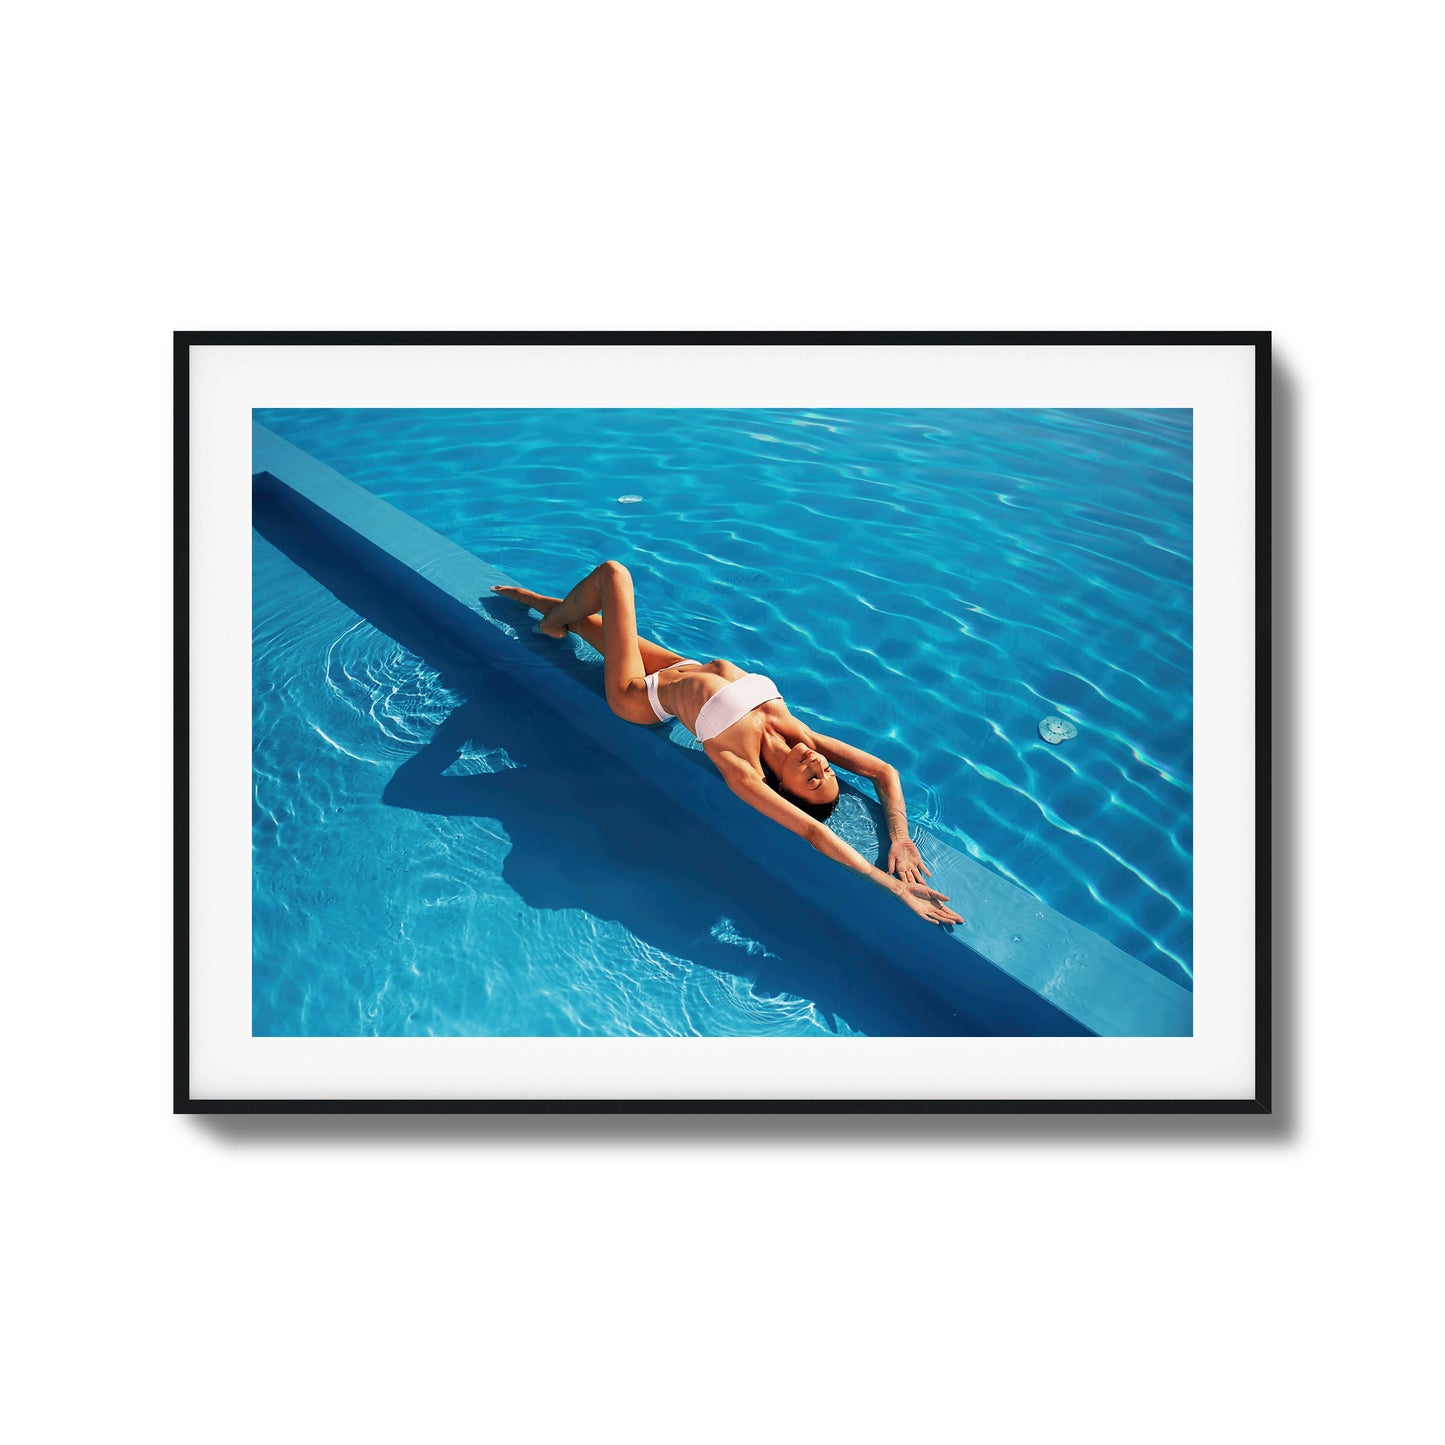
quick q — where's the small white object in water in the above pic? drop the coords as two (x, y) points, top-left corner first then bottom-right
(617, 494), (643, 504)
(1039, 715), (1077, 745)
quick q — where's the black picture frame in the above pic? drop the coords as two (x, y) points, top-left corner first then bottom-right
(178, 330), (1270, 1114)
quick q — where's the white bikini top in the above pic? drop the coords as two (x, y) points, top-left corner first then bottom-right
(694, 672), (782, 742)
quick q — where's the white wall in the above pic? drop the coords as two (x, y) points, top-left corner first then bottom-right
(7, 4), (1435, 1442)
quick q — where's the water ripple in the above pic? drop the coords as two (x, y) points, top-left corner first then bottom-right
(256, 404), (1195, 996)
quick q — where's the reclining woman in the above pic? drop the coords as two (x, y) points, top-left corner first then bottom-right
(491, 561), (964, 927)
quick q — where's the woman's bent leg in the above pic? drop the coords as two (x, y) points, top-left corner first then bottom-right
(536, 568), (606, 638)
(540, 562), (656, 722)
(492, 585), (686, 674)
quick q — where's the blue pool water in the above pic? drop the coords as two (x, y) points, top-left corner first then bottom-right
(253, 407), (1192, 1035)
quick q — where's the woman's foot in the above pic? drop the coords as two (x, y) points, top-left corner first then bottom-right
(488, 585), (570, 637)
(489, 584), (544, 611)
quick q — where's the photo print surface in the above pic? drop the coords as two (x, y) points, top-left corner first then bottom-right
(252, 406), (1192, 1039)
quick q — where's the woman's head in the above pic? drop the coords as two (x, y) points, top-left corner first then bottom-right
(763, 743), (840, 822)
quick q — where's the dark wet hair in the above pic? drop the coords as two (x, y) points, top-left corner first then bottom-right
(761, 760), (839, 823)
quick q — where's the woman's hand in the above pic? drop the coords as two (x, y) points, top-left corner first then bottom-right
(896, 883), (965, 926)
(888, 837), (931, 886)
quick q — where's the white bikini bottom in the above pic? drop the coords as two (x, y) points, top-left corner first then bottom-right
(645, 661), (702, 723)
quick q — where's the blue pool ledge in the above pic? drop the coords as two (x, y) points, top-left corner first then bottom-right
(253, 421), (1191, 1038)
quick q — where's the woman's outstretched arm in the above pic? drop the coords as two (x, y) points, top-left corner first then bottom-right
(793, 727), (932, 887)
(716, 756), (963, 926)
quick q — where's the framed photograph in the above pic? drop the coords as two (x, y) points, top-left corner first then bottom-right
(179, 332), (1269, 1113)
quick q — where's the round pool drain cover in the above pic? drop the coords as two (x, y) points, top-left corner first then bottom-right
(1038, 715), (1077, 745)
(617, 494), (643, 504)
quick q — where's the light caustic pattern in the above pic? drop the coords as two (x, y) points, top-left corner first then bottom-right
(254, 407), (1193, 1033)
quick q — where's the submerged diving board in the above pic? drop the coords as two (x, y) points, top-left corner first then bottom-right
(253, 420), (1192, 1038)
